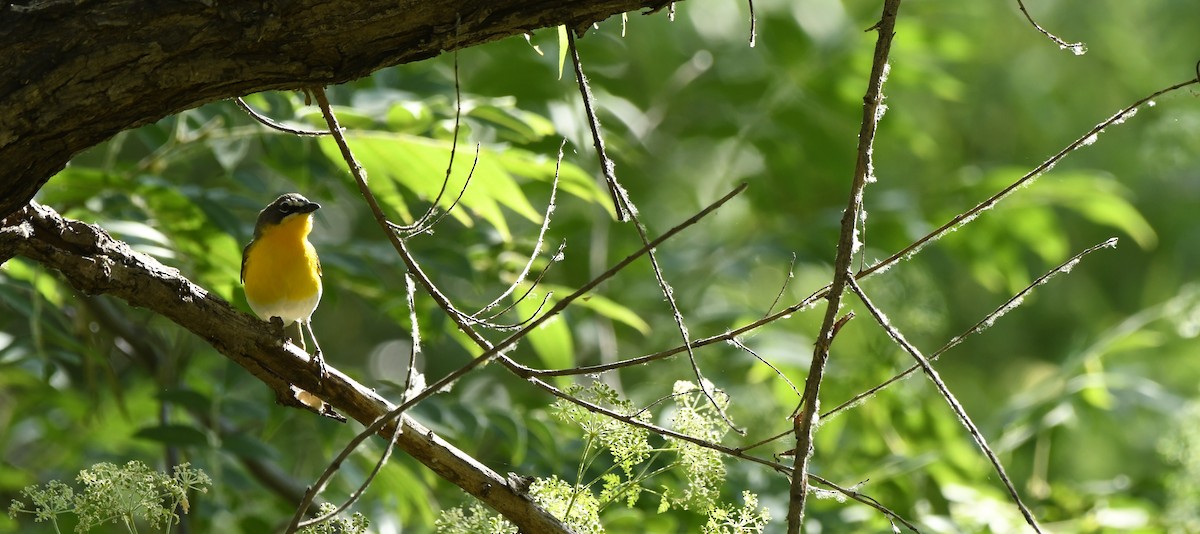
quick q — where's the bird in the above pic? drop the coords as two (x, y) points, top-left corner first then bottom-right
(241, 193), (325, 376)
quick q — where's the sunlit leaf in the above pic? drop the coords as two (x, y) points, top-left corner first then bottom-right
(557, 25), (568, 80)
(470, 103), (556, 144)
(539, 284), (649, 335)
(318, 131), (550, 241)
(386, 101), (435, 133)
(514, 292), (573, 372)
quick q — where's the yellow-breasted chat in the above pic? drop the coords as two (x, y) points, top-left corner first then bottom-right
(241, 193), (325, 375)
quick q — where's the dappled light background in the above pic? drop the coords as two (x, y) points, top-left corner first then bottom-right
(3, 0), (1200, 531)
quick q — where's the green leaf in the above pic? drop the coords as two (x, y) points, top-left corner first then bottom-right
(102, 220), (175, 258)
(134, 424), (209, 447)
(986, 168), (1157, 249)
(540, 284), (650, 335)
(318, 131), (545, 241)
(298, 104), (377, 129)
(469, 103), (556, 144)
(386, 101), (434, 133)
(514, 291), (574, 371)
(496, 150), (615, 218)
(557, 25), (569, 80)
(221, 433), (278, 459)
(155, 389), (212, 412)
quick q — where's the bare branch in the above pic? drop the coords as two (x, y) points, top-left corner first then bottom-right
(763, 253), (797, 319)
(729, 337), (800, 398)
(787, 1), (901, 531)
(571, 29), (740, 433)
(1, 0), (679, 217)
(294, 274), (427, 530)
(532, 376), (919, 530)
(526, 288), (827, 378)
(1014, 0), (1085, 55)
(401, 182), (749, 411)
(847, 277), (1043, 532)
(823, 237), (1119, 420)
(308, 85), (752, 528)
(856, 77), (1196, 281)
(472, 141), (567, 317)
(0, 202), (571, 533)
(401, 273), (423, 399)
(568, 30), (630, 221)
(746, 0), (757, 48)
(807, 475), (922, 533)
(280, 166), (740, 533)
(233, 97), (332, 137)
(395, 52), (472, 237)
(301, 86), (575, 532)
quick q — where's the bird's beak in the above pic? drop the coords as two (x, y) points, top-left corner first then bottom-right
(300, 201), (321, 214)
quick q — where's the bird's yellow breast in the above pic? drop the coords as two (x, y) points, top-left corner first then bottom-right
(242, 213), (322, 324)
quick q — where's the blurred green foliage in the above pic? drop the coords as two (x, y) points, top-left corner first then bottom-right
(3, 0), (1200, 532)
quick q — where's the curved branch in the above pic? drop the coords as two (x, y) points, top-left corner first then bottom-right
(0, 0), (676, 217)
(0, 203), (573, 533)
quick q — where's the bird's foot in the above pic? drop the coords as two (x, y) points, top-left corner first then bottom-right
(311, 348), (327, 382)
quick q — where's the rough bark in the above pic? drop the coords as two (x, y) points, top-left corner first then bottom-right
(0, 0), (672, 217)
(0, 202), (574, 533)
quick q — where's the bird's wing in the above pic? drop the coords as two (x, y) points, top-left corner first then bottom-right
(240, 241), (252, 284)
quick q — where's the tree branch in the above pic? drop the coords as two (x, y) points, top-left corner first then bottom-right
(787, 1), (901, 531)
(0, 0), (676, 217)
(0, 202), (572, 533)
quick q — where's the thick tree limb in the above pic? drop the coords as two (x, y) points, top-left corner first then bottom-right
(0, 0), (673, 218)
(0, 203), (573, 533)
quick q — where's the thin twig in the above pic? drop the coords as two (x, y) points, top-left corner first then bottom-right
(459, 291), (555, 331)
(807, 475), (922, 533)
(307, 183), (746, 523)
(637, 216), (743, 432)
(763, 253), (797, 319)
(286, 181), (744, 530)
(786, 2), (901, 531)
(823, 237), (1120, 420)
(729, 337), (800, 397)
(569, 30), (739, 433)
(412, 182), (748, 402)
(747, 0), (757, 48)
(847, 277), (1043, 532)
(400, 145), (479, 238)
(727, 240), (1124, 493)
(295, 273), (429, 529)
(532, 375), (919, 530)
(528, 76), (1200, 381)
(401, 273), (422, 399)
(472, 141), (567, 317)
(289, 399), (409, 531)
(233, 97), (331, 136)
(296, 379), (409, 529)
(397, 53), (471, 236)
(290, 90), (748, 524)
(567, 30), (630, 221)
(471, 243), (566, 323)
(528, 65), (1191, 378)
(1014, 0), (1085, 55)
(736, 428), (792, 454)
(286, 86), (481, 532)
(855, 77), (1195, 281)
(526, 289), (827, 378)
